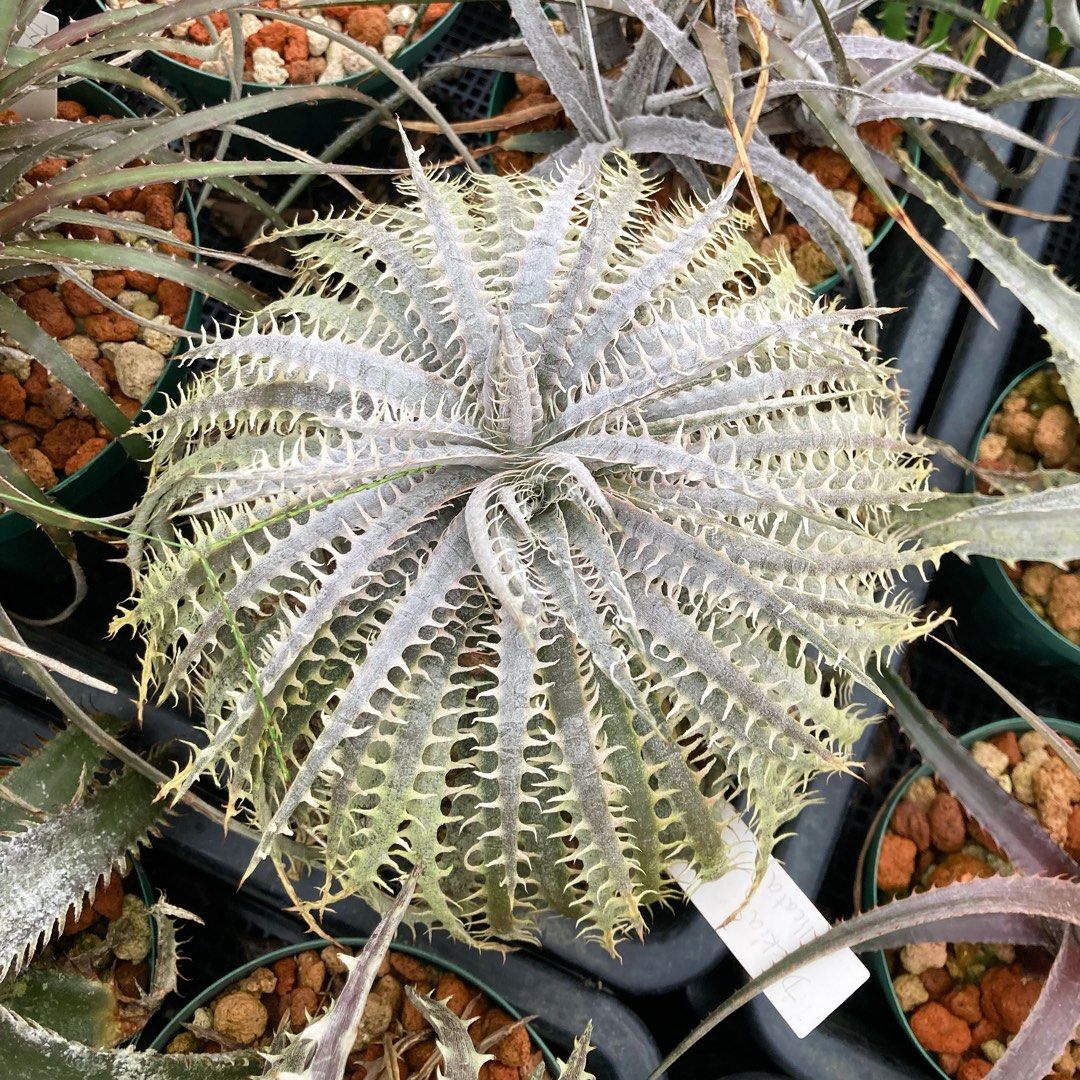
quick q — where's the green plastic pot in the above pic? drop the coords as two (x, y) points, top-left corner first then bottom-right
(101, 3), (462, 154)
(147, 936), (559, 1072)
(956, 360), (1080, 670)
(0, 80), (204, 576)
(858, 717), (1080, 1080)
(486, 72), (915, 298)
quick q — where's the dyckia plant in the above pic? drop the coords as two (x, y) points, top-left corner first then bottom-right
(120, 150), (1080, 951)
(456, 0), (1077, 318)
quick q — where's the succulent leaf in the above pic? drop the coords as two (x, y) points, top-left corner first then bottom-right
(122, 153), (954, 949)
(0, 767), (160, 980)
(0, 718), (120, 833)
(902, 164), (1080, 415)
(0, 1006), (258, 1080)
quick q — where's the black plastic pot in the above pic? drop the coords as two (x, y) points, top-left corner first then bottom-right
(0, 80), (204, 575)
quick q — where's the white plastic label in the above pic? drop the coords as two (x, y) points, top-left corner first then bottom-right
(670, 812), (868, 1038)
(15, 11), (60, 121)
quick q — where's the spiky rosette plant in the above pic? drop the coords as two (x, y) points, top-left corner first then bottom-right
(116, 145), (963, 950)
(454, 0), (1078, 315)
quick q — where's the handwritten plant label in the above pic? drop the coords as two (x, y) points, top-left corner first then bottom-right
(670, 811), (868, 1038)
(15, 11), (60, 121)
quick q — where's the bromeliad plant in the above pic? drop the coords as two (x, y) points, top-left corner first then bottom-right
(0, 0), (389, 545)
(453, 0), (1080, 345)
(118, 148), (1080, 951)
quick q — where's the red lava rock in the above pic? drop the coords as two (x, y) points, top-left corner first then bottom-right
(420, 2), (452, 29)
(93, 271), (127, 298)
(970, 1018), (1001, 1045)
(19, 288), (76, 338)
(283, 25), (309, 62)
(891, 801), (931, 852)
(16, 274), (58, 291)
(141, 193), (174, 231)
(478, 1064), (518, 1080)
(928, 852), (994, 889)
(286, 58), (326, 83)
(112, 394), (142, 421)
(920, 967), (954, 1000)
(435, 973), (472, 1017)
(24, 156), (66, 185)
(800, 147), (852, 189)
(1067, 804), (1080, 860)
(909, 1002), (972, 1055)
(966, 816), (1004, 858)
(0, 374), (26, 421)
(124, 270), (160, 294)
(4, 434), (37, 455)
(877, 833), (917, 892)
(989, 731), (1022, 766)
(928, 793), (966, 852)
(980, 965), (1043, 1034)
(956, 1061), (991, 1080)
(56, 100), (87, 121)
(289, 987), (318, 1032)
(23, 406), (55, 432)
(84, 312), (139, 342)
(346, 7), (389, 45)
(64, 437), (108, 476)
(59, 279), (105, 317)
(272, 957), (297, 996)
(858, 118), (903, 154)
(92, 872), (125, 920)
(402, 994), (432, 1033)
(23, 361), (49, 404)
(40, 418), (95, 468)
(106, 187), (137, 211)
(247, 19), (290, 53)
(493, 1020), (531, 1067)
(156, 279), (191, 325)
(944, 984), (981, 1025)
(62, 900), (98, 936)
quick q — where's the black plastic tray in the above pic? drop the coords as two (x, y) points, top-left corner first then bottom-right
(0, 668), (661, 1080)
(689, 47), (1080, 1080)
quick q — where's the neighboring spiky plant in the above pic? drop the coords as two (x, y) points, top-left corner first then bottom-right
(118, 146), (942, 950)
(264, 873), (595, 1080)
(0, 722), (210, 1062)
(0, 723), (162, 982)
(454, 0), (1076, 310)
(0, 0), (377, 541)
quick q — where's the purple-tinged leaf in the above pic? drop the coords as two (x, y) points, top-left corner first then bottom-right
(938, 642), (1080, 785)
(652, 876), (1080, 1078)
(876, 668), (1080, 880)
(987, 930), (1080, 1080)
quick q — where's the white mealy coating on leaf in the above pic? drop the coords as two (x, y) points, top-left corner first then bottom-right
(120, 152), (946, 952)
